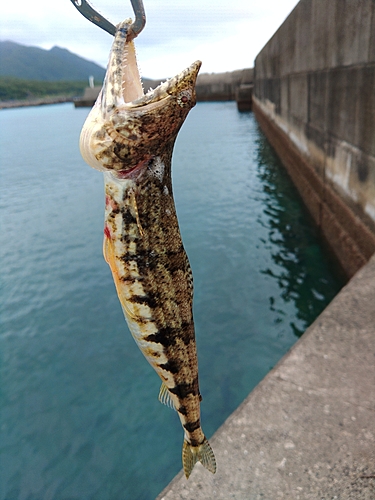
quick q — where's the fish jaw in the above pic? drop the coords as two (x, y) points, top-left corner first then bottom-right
(79, 19), (201, 176)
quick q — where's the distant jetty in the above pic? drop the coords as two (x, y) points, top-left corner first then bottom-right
(74, 68), (254, 111)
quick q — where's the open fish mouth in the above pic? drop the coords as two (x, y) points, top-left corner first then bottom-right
(79, 19), (201, 176)
(101, 21), (199, 110)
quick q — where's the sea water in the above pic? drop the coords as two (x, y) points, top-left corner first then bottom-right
(0, 102), (343, 499)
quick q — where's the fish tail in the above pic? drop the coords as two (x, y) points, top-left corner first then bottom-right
(182, 437), (216, 479)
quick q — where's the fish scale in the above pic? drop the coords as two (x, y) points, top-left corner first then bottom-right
(104, 166), (201, 424)
(79, 18), (216, 478)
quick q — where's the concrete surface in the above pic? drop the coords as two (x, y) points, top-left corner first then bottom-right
(157, 253), (375, 499)
(254, 0), (375, 261)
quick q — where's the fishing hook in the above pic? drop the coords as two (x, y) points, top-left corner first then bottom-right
(70, 0), (146, 40)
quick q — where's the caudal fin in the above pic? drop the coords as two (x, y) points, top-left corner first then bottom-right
(182, 438), (216, 479)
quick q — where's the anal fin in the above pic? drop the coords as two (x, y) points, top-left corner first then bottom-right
(158, 382), (176, 411)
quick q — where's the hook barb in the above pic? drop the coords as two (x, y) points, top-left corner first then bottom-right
(70, 0), (146, 39)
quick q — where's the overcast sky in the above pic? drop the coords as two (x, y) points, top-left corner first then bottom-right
(0, 0), (299, 79)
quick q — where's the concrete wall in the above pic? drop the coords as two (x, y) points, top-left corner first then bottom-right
(196, 68), (253, 101)
(253, 0), (375, 278)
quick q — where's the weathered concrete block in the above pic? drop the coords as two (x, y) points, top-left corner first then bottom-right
(254, 78), (281, 114)
(356, 64), (375, 157)
(308, 70), (328, 133)
(348, 150), (375, 221)
(294, 0), (313, 72)
(327, 67), (359, 146)
(257, 0), (374, 75)
(370, 1), (375, 61)
(289, 74), (308, 124)
(310, 0), (335, 70)
(279, 9), (298, 77)
(235, 84), (253, 112)
(280, 77), (289, 119)
(334, 0), (373, 66)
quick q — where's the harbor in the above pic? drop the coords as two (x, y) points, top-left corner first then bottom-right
(0, 0), (374, 498)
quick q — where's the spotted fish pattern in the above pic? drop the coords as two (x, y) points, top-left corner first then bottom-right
(79, 19), (216, 479)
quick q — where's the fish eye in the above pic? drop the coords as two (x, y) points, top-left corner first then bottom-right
(177, 90), (192, 107)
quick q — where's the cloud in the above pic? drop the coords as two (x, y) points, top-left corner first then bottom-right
(0, 0), (299, 78)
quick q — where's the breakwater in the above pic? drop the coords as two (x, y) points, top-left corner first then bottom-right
(196, 68), (253, 110)
(253, 0), (375, 279)
(73, 69), (254, 109)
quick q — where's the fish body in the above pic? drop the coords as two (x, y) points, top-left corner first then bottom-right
(79, 20), (216, 478)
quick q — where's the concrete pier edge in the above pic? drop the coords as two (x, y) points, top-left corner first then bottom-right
(157, 252), (375, 499)
(252, 98), (375, 280)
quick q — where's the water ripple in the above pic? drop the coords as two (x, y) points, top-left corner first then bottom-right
(0, 102), (343, 500)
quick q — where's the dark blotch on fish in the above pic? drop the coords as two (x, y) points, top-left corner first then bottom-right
(169, 380), (199, 399)
(158, 359), (181, 374)
(183, 419), (201, 433)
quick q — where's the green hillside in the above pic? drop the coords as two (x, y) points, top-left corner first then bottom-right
(0, 41), (164, 102)
(0, 41), (105, 82)
(0, 77), (87, 101)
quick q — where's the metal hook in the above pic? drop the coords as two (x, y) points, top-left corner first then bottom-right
(70, 0), (146, 40)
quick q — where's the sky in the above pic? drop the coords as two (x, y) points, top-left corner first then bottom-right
(0, 0), (299, 79)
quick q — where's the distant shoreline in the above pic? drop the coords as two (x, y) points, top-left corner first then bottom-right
(0, 96), (74, 110)
(1, 68), (254, 110)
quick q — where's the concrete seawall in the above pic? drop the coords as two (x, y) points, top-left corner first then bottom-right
(253, 0), (375, 279)
(195, 68), (253, 104)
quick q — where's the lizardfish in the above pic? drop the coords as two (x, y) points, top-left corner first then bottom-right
(79, 19), (216, 479)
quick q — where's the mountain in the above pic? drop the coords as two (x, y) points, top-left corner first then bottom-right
(0, 41), (106, 82)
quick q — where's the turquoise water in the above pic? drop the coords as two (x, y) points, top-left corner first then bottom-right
(0, 102), (343, 499)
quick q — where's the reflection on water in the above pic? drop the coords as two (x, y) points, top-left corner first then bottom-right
(255, 133), (344, 336)
(0, 102), (343, 500)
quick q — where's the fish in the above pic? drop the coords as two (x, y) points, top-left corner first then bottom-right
(78, 19), (216, 479)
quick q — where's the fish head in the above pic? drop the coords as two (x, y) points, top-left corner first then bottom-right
(80, 19), (201, 178)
